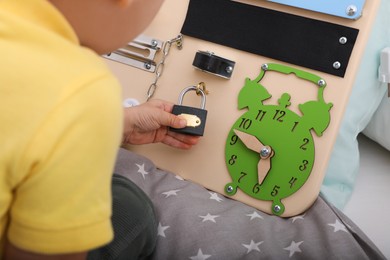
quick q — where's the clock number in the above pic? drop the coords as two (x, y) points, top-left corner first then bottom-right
(272, 110), (286, 122)
(289, 177), (297, 188)
(252, 183), (261, 194)
(271, 185), (280, 197)
(238, 172), (247, 183)
(300, 138), (310, 150)
(256, 110), (267, 121)
(230, 134), (238, 145)
(228, 155), (238, 165)
(291, 122), (299, 132)
(239, 118), (252, 130)
(299, 160), (309, 171)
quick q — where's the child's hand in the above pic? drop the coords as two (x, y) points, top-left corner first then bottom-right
(122, 99), (200, 149)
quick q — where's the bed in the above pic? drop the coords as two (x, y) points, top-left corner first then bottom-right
(344, 132), (390, 259)
(114, 132), (389, 259)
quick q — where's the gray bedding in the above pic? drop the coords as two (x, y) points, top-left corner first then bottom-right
(114, 148), (385, 259)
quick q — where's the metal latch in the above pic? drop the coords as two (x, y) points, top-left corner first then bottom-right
(103, 35), (163, 72)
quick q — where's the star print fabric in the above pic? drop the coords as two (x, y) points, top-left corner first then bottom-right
(114, 148), (385, 259)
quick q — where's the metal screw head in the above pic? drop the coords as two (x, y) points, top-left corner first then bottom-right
(318, 79), (326, 87)
(333, 61), (341, 70)
(226, 185), (234, 193)
(144, 62), (152, 70)
(339, 37), (348, 45)
(261, 64), (269, 71)
(225, 66), (233, 74)
(274, 205), (281, 213)
(151, 39), (158, 48)
(260, 147), (271, 158)
(346, 5), (357, 16)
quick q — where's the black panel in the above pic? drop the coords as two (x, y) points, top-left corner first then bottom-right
(181, 0), (359, 77)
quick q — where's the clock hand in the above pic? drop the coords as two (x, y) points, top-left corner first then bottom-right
(233, 129), (265, 153)
(233, 129), (274, 185)
(257, 148), (274, 185)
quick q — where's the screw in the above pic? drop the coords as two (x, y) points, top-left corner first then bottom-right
(318, 79), (326, 87)
(151, 39), (158, 48)
(261, 64), (268, 71)
(346, 5), (357, 16)
(144, 62), (152, 70)
(333, 61), (341, 70)
(339, 37), (348, 45)
(225, 66), (233, 74)
(274, 205), (281, 213)
(226, 186), (234, 193)
(260, 147), (271, 158)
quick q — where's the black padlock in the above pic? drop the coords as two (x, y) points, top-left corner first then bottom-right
(170, 86), (207, 136)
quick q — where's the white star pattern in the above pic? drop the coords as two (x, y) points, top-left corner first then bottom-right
(242, 240), (263, 254)
(119, 154), (376, 259)
(284, 241), (303, 257)
(136, 163), (149, 179)
(328, 219), (348, 233)
(199, 213), (220, 223)
(189, 249), (211, 260)
(162, 189), (181, 198)
(209, 192), (223, 202)
(175, 175), (184, 181)
(246, 211), (263, 220)
(291, 213), (306, 223)
(157, 222), (170, 238)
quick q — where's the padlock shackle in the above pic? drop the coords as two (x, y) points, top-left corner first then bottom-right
(177, 86), (206, 109)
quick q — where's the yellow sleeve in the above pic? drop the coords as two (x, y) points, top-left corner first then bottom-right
(8, 74), (123, 254)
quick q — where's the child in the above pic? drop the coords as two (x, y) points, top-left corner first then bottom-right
(0, 0), (198, 259)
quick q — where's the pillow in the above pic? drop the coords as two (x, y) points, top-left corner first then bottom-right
(321, 0), (390, 210)
(363, 93), (390, 151)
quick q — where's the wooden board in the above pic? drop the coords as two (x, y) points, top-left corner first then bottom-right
(105, 0), (380, 217)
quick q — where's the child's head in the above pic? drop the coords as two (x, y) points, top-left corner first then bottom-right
(49, 0), (165, 54)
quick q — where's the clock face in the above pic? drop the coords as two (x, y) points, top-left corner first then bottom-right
(224, 63), (332, 216)
(225, 103), (314, 215)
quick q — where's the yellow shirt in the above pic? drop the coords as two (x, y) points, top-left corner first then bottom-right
(0, 0), (123, 255)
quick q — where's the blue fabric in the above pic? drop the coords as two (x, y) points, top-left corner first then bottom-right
(321, 0), (389, 209)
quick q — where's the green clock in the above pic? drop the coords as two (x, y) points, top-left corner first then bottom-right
(224, 63), (333, 216)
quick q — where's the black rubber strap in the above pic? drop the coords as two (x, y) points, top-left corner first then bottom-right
(181, 0), (359, 77)
(193, 51), (236, 79)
